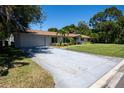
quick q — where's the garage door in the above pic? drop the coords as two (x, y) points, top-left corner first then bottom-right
(19, 34), (46, 47)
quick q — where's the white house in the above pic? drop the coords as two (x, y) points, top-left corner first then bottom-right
(14, 30), (90, 48)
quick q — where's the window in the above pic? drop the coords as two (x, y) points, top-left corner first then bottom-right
(81, 38), (84, 41)
(52, 37), (57, 43)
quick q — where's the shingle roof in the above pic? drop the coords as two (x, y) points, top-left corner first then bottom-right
(26, 30), (80, 37)
(25, 30), (91, 38)
(81, 35), (90, 38)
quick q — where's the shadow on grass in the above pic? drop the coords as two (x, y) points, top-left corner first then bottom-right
(11, 62), (29, 68)
(0, 47), (30, 76)
(0, 69), (8, 76)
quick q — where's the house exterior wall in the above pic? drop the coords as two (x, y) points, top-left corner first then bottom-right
(45, 36), (51, 46)
(14, 32), (90, 48)
(54, 36), (82, 44)
(76, 37), (81, 43)
(80, 38), (89, 44)
(14, 33), (21, 47)
(14, 33), (51, 48)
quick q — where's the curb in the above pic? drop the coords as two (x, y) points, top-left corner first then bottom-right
(89, 59), (124, 88)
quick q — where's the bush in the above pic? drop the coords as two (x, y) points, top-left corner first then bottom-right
(63, 43), (68, 46)
(115, 38), (124, 44)
(69, 38), (76, 45)
(51, 43), (56, 46)
(59, 43), (68, 46)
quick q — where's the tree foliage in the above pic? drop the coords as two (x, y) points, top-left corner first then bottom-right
(77, 21), (90, 35)
(0, 5), (44, 40)
(94, 21), (121, 43)
(62, 24), (78, 34)
(59, 22), (90, 35)
(89, 7), (124, 44)
(89, 12), (105, 27)
(104, 7), (122, 21)
(48, 28), (58, 32)
(89, 7), (123, 28)
(47, 6), (124, 44)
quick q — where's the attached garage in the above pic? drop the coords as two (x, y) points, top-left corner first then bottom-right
(14, 32), (51, 48)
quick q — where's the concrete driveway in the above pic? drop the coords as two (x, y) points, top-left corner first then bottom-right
(26, 47), (123, 88)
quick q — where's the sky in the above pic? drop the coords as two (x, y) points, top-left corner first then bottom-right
(30, 5), (124, 31)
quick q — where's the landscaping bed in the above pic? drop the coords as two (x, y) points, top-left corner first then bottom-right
(0, 47), (54, 88)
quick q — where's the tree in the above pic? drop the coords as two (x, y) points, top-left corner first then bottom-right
(115, 16), (124, 43)
(95, 21), (120, 43)
(115, 29), (124, 44)
(89, 6), (123, 43)
(90, 32), (99, 43)
(0, 6), (44, 33)
(89, 7), (122, 28)
(57, 28), (67, 45)
(0, 5), (45, 48)
(89, 12), (105, 27)
(118, 16), (124, 28)
(48, 28), (58, 32)
(77, 21), (90, 35)
(104, 7), (122, 21)
(60, 24), (79, 35)
(68, 24), (78, 34)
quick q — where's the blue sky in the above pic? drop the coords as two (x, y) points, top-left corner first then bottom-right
(30, 5), (124, 31)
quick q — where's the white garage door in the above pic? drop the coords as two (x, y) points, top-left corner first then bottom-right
(15, 33), (51, 48)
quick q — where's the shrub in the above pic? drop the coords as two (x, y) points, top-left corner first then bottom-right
(51, 43), (56, 46)
(115, 38), (124, 44)
(69, 38), (76, 45)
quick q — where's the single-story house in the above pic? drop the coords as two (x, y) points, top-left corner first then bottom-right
(14, 30), (91, 48)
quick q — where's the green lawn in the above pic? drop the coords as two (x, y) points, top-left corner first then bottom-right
(0, 47), (54, 88)
(65, 44), (124, 58)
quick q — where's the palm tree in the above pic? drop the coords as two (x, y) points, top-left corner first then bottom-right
(57, 29), (66, 46)
(61, 26), (70, 43)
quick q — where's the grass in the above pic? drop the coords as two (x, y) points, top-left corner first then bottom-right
(65, 44), (124, 58)
(0, 47), (54, 88)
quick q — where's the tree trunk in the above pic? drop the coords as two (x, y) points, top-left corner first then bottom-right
(6, 6), (10, 33)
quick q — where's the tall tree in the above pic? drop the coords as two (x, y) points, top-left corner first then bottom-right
(57, 28), (67, 45)
(0, 6), (44, 33)
(89, 6), (123, 43)
(77, 21), (90, 35)
(95, 21), (120, 43)
(89, 12), (105, 27)
(115, 16), (124, 43)
(62, 24), (78, 34)
(104, 7), (122, 21)
(48, 28), (58, 32)
(89, 7), (122, 28)
(118, 16), (124, 28)
(0, 5), (45, 48)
